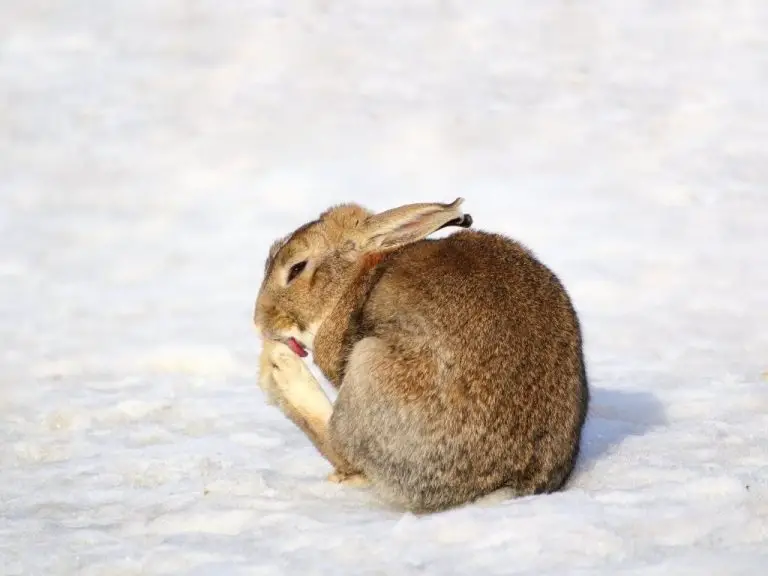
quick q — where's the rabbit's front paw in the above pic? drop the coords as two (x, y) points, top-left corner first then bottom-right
(268, 342), (331, 420)
(269, 341), (314, 384)
(259, 340), (315, 406)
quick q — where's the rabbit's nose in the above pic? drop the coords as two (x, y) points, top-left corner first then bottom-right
(253, 294), (275, 335)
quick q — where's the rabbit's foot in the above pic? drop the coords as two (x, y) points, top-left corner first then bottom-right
(268, 341), (333, 423)
(259, 340), (358, 476)
(328, 470), (370, 487)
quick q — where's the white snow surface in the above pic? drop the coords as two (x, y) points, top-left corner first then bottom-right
(2, 1), (767, 574)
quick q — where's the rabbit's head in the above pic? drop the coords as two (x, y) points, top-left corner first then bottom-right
(253, 198), (472, 356)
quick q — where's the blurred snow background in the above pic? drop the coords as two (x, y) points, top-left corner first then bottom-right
(1, 1), (767, 574)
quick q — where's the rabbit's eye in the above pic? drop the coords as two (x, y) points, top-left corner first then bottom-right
(287, 260), (307, 283)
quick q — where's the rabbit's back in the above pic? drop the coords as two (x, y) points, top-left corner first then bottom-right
(328, 229), (589, 512)
(369, 230), (581, 360)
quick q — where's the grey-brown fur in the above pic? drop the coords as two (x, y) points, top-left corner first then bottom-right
(315, 231), (588, 512)
(254, 199), (589, 513)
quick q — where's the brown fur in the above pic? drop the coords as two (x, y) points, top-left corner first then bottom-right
(254, 199), (589, 513)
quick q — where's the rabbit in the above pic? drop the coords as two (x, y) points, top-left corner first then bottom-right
(253, 198), (589, 513)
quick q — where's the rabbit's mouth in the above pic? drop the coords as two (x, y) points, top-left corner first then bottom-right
(285, 337), (308, 358)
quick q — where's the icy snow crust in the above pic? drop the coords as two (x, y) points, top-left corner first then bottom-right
(1, 1), (767, 574)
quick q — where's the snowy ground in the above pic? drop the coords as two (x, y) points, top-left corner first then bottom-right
(2, 1), (767, 574)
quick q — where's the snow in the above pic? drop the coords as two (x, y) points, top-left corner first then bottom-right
(1, 0), (767, 573)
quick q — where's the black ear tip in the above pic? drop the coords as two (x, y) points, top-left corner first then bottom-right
(437, 213), (474, 232)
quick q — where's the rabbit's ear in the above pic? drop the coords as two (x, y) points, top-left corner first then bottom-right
(361, 198), (472, 251)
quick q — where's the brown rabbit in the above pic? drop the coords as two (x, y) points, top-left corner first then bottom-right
(253, 198), (589, 513)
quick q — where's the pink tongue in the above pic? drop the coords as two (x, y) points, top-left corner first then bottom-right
(287, 337), (308, 357)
